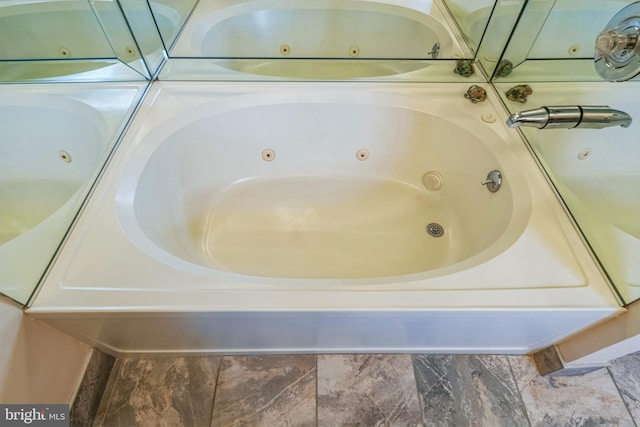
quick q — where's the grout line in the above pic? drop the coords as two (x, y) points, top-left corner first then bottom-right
(207, 355), (225, 427)
(410, 354), (426, 426)
(606, 366), (639, 427)
(315, 354), (319, 426)
(92, 357), (123, 427)
(506, 355), (533, 427)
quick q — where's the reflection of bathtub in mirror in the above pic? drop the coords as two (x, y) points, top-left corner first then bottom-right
(510, 83), (640, 303)
(473, 0), (631, 79)
(0, 0), (166, 81)
(0, 94), (108, 303)
(147, 0), (190, 49)
(0, 1), (114, 60)
(447, 0), (495, 46)
(527, 0), (630, 59)
(463, 5), (516, 49)
(0, 60), (146, 82)
(186, 59), (442, 79)
(442, 0), (494, 20)
(137, 2), (180, 48)
(169, 0), (464, 78)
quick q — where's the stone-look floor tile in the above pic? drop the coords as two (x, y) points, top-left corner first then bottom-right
(317, 354), (422, 427)
(70, 349), (115, 427)
(97, 356), (220, 427)
(609, 351), (640, 423)
(510, 355), (635, 427)
(413, 354), (528, 427)
(210, 354), (316, 427)
(93, 358), (123, 426)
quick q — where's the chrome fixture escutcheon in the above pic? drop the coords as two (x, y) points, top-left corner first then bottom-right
(427, 42), (440, 59)
(481, 170), (502, 193)
(594, 1), (640, 81)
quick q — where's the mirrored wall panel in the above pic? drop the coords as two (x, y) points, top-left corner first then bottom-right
(141, 0), (524, 81)
(495, 81), (640, 305)
(0, 0), (151, 305)
(450, 0), (525, 80)
(493, 0), (639, 82)
(0, 84), (147, 305)
(0, 0), (152, 82)
(493, 0), (640, 305)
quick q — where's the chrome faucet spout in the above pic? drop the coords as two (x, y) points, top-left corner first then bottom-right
(506, 108), (549, 129)
(506, 106), (632, 129)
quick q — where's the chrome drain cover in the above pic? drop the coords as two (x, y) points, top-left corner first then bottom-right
(426, 223), (445, 237)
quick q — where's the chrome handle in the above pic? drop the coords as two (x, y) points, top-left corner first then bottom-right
(595, 29), (638, 57)
(594, 2), (640, 81)
(481, 170), (502, 193)
(427, 42), (440, 59)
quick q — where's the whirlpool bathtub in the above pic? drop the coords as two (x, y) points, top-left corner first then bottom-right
(29, 82), (621, 354)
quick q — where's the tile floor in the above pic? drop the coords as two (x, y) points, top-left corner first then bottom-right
(80, 351), (640, 427)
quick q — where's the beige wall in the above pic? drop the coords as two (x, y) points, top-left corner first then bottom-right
(0, 295), (91, 404)
(558, 299), (640, 368)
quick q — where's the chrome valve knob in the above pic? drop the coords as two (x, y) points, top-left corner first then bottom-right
(595, 29), (638, 58)
(594, 1), (640, 81)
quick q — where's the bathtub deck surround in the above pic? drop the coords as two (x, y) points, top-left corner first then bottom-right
(27, 82), (621, 354)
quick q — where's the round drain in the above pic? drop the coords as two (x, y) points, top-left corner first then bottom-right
(426, 223), (445, 237)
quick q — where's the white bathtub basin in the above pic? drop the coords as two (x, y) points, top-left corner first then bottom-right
(29, 82), (620, 354)
(126, 99), (523, 279)
(168, 0), (461, 78)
